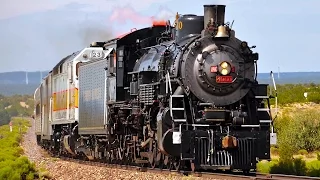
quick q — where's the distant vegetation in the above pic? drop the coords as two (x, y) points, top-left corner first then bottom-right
(269, 83), (320, 105)
(0, 118), (37, 179)
(0, 94), (34, 126)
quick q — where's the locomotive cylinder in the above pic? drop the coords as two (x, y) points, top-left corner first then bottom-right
(203, 5), (226, 28)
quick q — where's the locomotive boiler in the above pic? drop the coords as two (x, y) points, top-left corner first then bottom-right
(34, 4), (274, 173)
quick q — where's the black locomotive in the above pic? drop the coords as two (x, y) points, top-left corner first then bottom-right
(35, 4), (273, 173)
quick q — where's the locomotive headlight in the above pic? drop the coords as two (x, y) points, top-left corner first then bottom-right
(221, 69), (229, 75)
(219, 61), (231, 75)
(220, 62), (229, 69)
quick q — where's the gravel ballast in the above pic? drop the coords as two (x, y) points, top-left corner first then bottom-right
(20, 119), (224, 180)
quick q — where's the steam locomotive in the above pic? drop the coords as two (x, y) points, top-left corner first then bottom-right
(34, 4), (275, 173)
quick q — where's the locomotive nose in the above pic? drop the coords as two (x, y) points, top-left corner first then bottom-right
(195, 50), (236, 87)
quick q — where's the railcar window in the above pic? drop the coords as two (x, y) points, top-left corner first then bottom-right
(53, 68), (58, 76)
(108, 52), (117, 74)
(36, 104), (40, 115)
(118, 50), (124, 56)
(76, 62), (81, 77)
(113, 52), (117, 68)
(118, 57), (123, 68)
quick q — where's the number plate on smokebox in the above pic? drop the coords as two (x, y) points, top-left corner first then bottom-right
(216, 76), (233, 83)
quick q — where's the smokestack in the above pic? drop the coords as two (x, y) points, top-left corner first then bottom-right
(203, 5), (226, 29)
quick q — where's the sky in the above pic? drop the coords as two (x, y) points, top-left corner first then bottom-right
(0, 0), (319, 73)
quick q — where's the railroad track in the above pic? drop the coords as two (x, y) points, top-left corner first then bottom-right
(256, 173), (320, 180)
(54, 155), (320, 180)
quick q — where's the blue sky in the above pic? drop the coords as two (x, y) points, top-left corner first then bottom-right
(0, 0), (319, 73)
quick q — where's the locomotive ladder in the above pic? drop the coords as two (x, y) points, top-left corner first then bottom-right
(256, 99), (273, 124)
(169, 94), (187, 123)
(165, 72), (187, 124)
(255, 71), (278, 145)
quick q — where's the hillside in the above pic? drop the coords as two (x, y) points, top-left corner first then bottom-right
(0, 94), (34, 126)
(0, 71), (49, 85)
(0, 84), (39, 96)
(0, 71), (48, 96)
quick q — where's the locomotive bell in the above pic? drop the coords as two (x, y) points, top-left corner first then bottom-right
(215, 25), (229, 38)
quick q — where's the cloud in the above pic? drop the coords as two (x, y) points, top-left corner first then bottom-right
(0, 0), (172, 20)
(109, 5), (175, 25)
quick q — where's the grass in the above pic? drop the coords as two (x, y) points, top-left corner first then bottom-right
(258, 147), (320, 177)
(257, 159), (320, 177)
(0, 118), (37, 180)
(269, 83), (320, 105)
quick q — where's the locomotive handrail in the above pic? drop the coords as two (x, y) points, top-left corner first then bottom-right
(270, 71), (278, 145)
(165, 71), (172, 95)
(270, 71), (278, 118)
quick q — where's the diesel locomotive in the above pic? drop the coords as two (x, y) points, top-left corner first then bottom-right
(34, 4), (276, 173)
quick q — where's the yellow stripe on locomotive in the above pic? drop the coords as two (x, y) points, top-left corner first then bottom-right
(52, 88), (79, 111)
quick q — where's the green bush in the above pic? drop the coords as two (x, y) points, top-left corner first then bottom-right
(257, 159), (320, 177)
(270, 158), (307, 176)
(307, 160), (320, 177)
(0, 110), (10, 126)
(273, 115), (296, 160)
(0, 118), (37, 179)
(0, 156), (35, 180)
(257, 160), (278, 173)
(274, 109), (320, 156)
(298, 150), (309, 156)
(270, 146), (279, 156)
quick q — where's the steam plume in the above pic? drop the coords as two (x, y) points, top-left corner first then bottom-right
(77, 18), (114, 45)
(109, 5), (175, 25)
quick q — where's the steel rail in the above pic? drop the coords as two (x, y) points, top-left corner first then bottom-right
(256, 173), (320, 180)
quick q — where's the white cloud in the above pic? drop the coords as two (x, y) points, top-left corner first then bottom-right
(0, 0), (172, 20)
(155, 6), (176, 20)
(109, 5), (175, 25)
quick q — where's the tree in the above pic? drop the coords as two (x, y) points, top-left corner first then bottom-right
(0, 110), (10, 126)
(6, 108), (18, 117)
